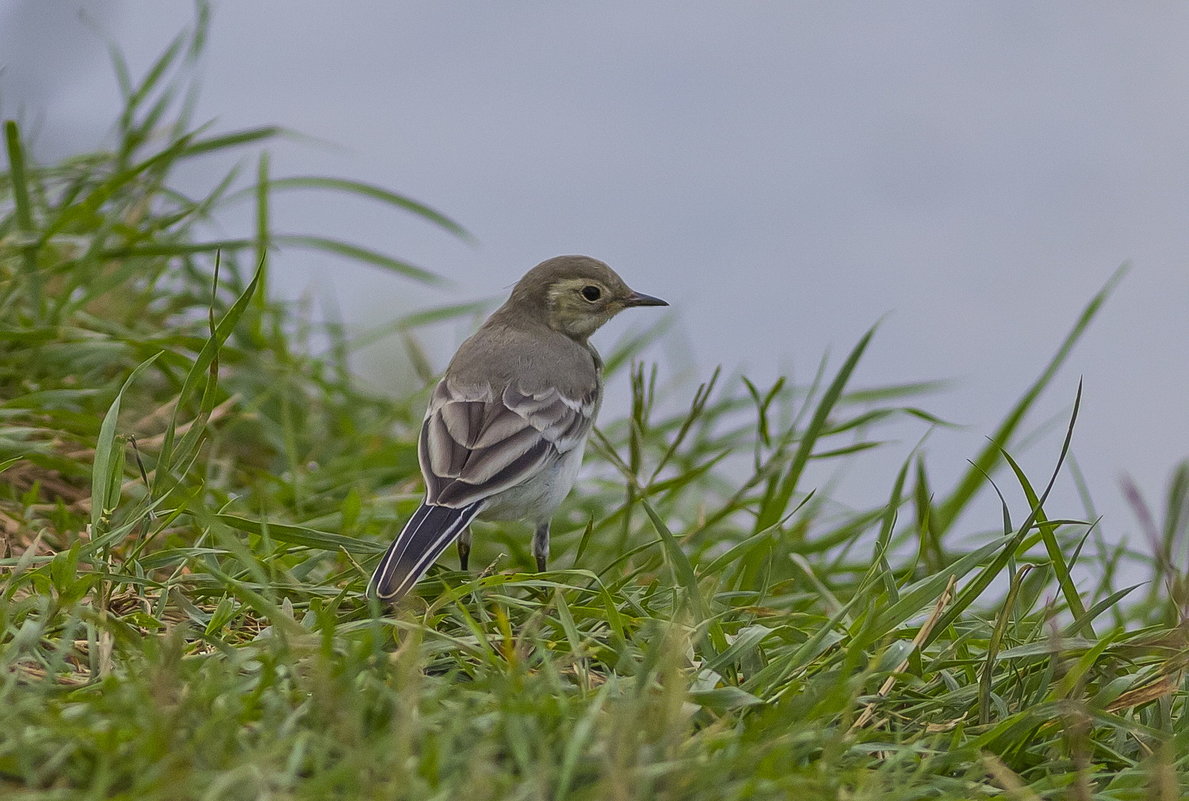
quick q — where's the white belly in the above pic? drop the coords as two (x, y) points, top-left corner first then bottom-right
(478, 438), (587, 525)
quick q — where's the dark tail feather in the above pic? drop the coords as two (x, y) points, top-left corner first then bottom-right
(369, 501), (484, 602)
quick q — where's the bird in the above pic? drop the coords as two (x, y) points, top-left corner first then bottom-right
(369, 255), (668, 603)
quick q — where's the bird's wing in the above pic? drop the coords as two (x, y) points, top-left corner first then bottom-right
(419, 378), (597, 508)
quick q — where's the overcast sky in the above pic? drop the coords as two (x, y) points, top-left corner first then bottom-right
(4, 2), (1188, 557)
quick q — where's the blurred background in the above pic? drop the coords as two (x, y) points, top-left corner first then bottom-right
(3, 1), (1187, 548)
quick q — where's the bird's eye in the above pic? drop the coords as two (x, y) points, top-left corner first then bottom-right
(580, 285), (602, 302)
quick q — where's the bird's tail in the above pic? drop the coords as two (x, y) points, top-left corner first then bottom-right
(369, 501), (484, 602)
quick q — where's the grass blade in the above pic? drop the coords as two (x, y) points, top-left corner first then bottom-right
(755, 325), (875, 532)
(935, 268), (1124, 534)
(91, 353), (163, 535)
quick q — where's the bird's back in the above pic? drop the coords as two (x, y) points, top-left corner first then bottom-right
(445, 316), (601, 399)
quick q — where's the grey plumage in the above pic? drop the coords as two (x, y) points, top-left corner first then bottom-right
(369, 255), (667, 603)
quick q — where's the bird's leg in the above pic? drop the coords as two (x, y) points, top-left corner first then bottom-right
(458, 526), (472, 571)
(532, 521), (550, 572)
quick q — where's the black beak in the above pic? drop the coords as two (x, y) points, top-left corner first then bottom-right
(625, 290), (668, 307)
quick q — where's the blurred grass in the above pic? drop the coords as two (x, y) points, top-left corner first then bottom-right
(1, 14), (1186, 801)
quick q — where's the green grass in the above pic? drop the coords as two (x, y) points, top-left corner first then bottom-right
(1, 18), (1186, 801)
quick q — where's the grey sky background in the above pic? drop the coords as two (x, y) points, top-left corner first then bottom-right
(4, 2), (1188, 552)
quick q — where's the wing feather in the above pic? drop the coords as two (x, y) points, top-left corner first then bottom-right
(419, 377), (596, 508)
(472, 404), (534, 449)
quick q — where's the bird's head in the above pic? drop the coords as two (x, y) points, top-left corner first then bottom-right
(507, 255), (668, 340)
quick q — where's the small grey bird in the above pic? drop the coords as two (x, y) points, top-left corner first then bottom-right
(369, 255), (668, 602)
